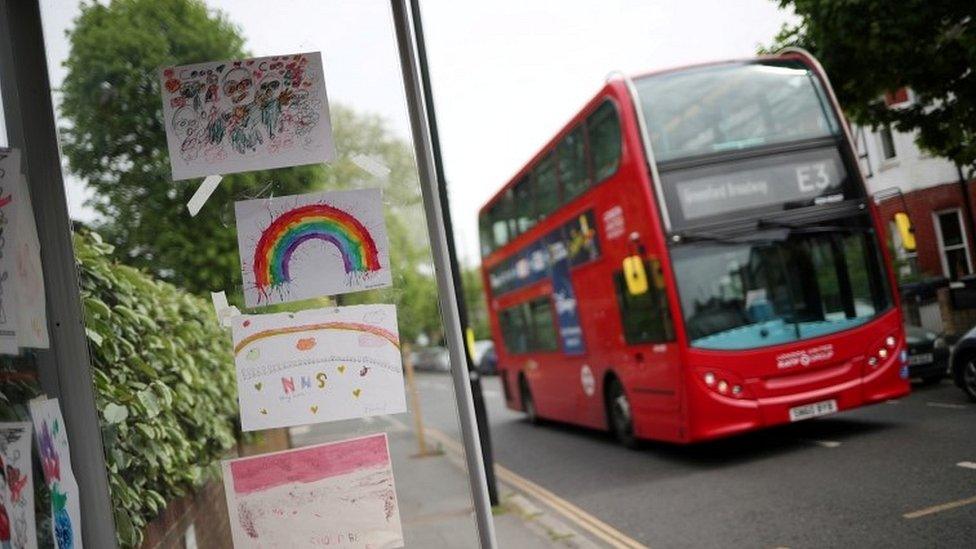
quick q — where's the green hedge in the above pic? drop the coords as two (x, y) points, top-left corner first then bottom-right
(74, 231), (238, 547)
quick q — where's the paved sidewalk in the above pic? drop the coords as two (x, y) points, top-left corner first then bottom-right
(290, 417), (573, 548)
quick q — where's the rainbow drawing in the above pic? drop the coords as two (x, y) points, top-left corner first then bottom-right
(253, 203), (381, 292)
(235, 321), (400, 356)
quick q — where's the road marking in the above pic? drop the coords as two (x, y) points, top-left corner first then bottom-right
(422, 426), (648, 549)
(903, 495), (976, 519)
(957, 461), (976, 470)
(885, 399), (900, 405)
(926, 401), (968, 410)
(800, 439), (841, 448)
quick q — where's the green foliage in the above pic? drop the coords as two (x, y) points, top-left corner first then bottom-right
(763, 1), (976, 170)
(462, 266), (491, 340)
(74, 230), (238, 548)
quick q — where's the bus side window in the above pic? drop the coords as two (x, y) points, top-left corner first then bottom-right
(528, 298), (559, 352)
(513, 176), (536, 233)
(499, 305), (528, 354)
(559, 125), (589, 202)
(613, 260), (674, 344)
(588, 101), (621, 182)
(479, 214), (493, 256)
(489, 203), (509, 249)
(534, 152), (559, 220)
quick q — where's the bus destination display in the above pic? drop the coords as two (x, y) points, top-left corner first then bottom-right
(663, 147), (847, 225)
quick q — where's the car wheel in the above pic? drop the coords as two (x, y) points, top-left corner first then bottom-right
(607, 378), (639, 449)
(963, 358), (976, 402)
(520, 377), (539, 424)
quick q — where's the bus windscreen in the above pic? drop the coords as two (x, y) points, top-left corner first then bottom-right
(670, 225), (891, 350)
(635, 60), (841, 163)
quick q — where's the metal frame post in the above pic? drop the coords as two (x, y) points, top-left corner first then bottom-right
(390, 1), (498, 547)
(0, 0), (119, 546)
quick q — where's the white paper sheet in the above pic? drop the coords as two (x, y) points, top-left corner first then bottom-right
(160, 51), (335, 181)
(0, 150), (21, 355)
(235, 188), (392, 307)
(29, 399), (82, 549)
(232, 304), (406, 432)
(0, 422), (37, 549)
(222, 434), (403, 548)
(12, 172), (48, 349)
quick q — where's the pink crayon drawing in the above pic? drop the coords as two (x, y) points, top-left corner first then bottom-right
(222, 433), (403, 548)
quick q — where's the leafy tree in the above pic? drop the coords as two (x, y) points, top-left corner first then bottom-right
(764, 1), (976, 170)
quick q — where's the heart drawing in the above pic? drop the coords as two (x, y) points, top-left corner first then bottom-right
(352, 389), (362, 398)
(310, 405), (319, 414)
(254, 382), (263, 391)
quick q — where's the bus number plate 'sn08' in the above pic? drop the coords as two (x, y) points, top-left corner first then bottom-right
(788, 399), (838, 422)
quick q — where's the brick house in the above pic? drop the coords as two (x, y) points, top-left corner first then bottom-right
(854, 90), (976, 283)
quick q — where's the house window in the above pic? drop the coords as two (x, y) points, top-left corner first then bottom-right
(879, 126), (897, 160)
(934, 209), (973, 280)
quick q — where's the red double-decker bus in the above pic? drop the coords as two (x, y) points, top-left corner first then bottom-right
(478, 50), (910, 445)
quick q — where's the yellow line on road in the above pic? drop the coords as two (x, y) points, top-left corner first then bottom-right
(903, 495), (976, 519)
(423, 426), (648, 549)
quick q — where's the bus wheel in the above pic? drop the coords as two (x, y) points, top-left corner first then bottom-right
(520, 377), (539, 424)
(607, 378), (639, 449)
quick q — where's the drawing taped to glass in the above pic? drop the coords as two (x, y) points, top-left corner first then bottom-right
(28, 399), (81, 549)
(159, 51), (336, 181)
(0, 422), (37, 549)
(232, 304), (406, 432)
(0, 150), (20, 355)
(235, 188), (392, 307)
(222, 433), (403, 548)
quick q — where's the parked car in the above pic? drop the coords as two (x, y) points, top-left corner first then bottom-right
(949, 325), (976, 401)
(904, 324), (949, 383)
(410, 346), (451, 372)
(472, 340), (497, 375)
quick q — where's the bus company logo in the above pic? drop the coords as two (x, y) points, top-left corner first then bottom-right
(580, 365), (595, 397)
(775, 344), (834, 370)
(602, 206), (625, 240)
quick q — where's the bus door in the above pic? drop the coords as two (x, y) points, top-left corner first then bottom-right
(612, 255), (681, 421)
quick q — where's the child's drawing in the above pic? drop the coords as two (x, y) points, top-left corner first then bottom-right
(28, 399), (81, 549)
(235, 188), (391, 307)
(0, 422), (36, 549)
(160, 51), (335, 181)
(232, 304), (406, 432)
(222, 433), (403, 548)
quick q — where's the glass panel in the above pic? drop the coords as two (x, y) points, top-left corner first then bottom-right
(499, 304), (529, 354)
(478, 213), (492, 256)
(879, 126), (897, 159)
(558, 125), (589, 201)
(528, 297), (559, 352)
(938, 210), (964, 247)
(513, 175), (535, 233)
(587, 101), (621, 181)
(533, 152), (558, 219)
(636, 60), (841, 162)
(37, 1), (482, 546)
(946, 248), (971, 280)
(671, 223), (890, 350)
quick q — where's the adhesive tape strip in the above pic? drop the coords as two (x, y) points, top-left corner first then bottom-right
(187, 174), (223, 216)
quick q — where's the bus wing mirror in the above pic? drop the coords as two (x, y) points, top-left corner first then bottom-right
(894, 212), (916, 252)
(623, 256), (649, 295)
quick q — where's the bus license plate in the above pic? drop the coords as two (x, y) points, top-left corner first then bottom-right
(908, 353), (933, 366)
(789, 399), (838, 422)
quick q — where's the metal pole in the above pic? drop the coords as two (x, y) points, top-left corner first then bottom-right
(0, 0), (118, 546)
(407, 0), (499, 506)
(390, 2), (498, 547)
